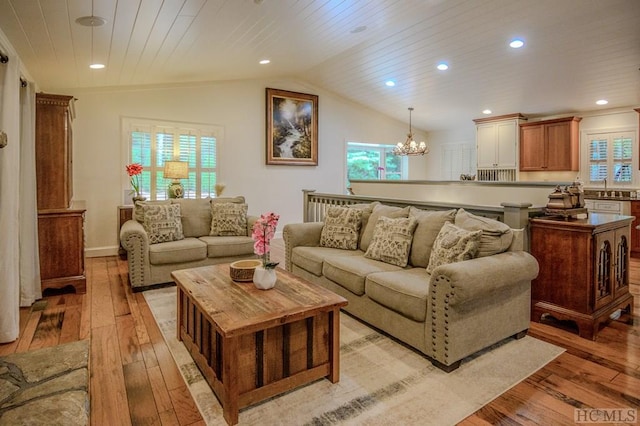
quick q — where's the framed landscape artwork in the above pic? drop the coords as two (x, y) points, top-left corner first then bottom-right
(266, 88), (318, 165)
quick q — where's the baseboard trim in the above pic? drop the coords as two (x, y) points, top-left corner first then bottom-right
(86, 246), (119, 258)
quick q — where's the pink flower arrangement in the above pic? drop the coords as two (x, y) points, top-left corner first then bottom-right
(252, 212), (280, 269)
(126, 163), (144, 197)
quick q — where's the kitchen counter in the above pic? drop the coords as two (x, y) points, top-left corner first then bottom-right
(584, 195), (638, 201)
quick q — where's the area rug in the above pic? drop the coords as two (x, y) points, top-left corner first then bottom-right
(144, 287), (564, 425)
(0, 340), (89, 426)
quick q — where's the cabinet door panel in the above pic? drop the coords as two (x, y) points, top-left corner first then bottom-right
(614, 227), (630, 297)
(35, 94), (74, 209)
(519, 125), (545, 170)
(496, 120), (517, 168)
(593, 231), (614, 310)
(476, 124), (497, 168)
(546, 121), (575, 170)
(38, 212), (85, 280)
(631, 201), (640, 257)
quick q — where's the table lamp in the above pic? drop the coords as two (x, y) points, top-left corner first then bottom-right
(164, 161), (188, 198)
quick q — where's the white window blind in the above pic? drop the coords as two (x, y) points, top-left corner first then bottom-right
(124, 118), (221, 200)
(589, 137), (608, 182)
(588, 131), (634, 184)
(613, 135), (633, 182)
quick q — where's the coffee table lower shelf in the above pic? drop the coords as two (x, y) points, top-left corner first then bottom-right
(177, 287), (342, 425)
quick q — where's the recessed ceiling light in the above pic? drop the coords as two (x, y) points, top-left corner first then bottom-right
(596, 99), (608, 105)
(509, 39), (524, 48)
(89, 63), (105, 69)
(482, 109), (492, 115)
(436, 62), (449, 71)
(350, 25), (367, 34)
(385, 80), (396, 87)
(259, 59), (270, 65)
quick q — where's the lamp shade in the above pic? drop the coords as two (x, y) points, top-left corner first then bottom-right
(163, 161), (188, 179)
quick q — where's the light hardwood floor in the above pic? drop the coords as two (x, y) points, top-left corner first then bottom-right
(1, 239), (638, 425)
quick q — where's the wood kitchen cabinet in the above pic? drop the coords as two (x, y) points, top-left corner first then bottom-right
(529, 214), (634, 340)
(35, 93), (86, 293)
(520, 116), (581, 171)
(473, 113), (526, 169)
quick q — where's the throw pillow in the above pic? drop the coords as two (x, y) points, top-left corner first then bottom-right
(360, 204), (410, 252)
(347, 201), (378, 247)
(210, 202), (248, 236)
(426, 222), (482, 274)
(320, 206), (363, 250)
(171, 198), (212, 237)
(454, 208), (514, 257)
(133, 200), (170, 223)
(142, 203), (184, 244)
(408, 207), (457, 268)
(211, 196), (246, 204)
(364, 216), (418, 267)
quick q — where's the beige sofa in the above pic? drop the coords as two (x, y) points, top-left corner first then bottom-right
(120, 196), (257, 291)
(283, 202), (539, 372)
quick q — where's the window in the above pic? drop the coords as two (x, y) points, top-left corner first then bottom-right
(124, 118), (220, 200)
(587, 131), (634, 184)
(346, 142), (407, 186)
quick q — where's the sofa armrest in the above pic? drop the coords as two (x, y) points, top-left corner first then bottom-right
(120, 219), (151, 288)
(282, 222), (324, 271)
(431, 251), (538, 307)
(427, 251), (539, 368)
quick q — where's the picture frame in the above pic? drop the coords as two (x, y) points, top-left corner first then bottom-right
(266, 88), (318, 165)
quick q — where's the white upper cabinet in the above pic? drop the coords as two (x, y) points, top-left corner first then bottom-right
(474, 114), (526, 169)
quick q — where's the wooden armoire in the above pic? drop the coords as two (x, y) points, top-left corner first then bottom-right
(35, 93), (86, 293)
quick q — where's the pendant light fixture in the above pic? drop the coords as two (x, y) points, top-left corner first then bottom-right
(393, 107), (428, 156)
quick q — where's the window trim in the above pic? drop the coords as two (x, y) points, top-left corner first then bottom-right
(121, 117), (223, 201)
(344, 141), (408, 189)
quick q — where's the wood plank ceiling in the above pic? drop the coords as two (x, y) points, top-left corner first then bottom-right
(0, 0), (638, 130)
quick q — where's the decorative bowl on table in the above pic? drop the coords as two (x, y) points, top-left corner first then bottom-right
(229, 259), (262, 282)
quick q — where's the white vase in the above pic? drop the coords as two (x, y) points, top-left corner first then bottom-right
(253, 266), (277, 290)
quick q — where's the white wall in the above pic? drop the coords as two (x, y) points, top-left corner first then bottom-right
(68, 78), (431, 256)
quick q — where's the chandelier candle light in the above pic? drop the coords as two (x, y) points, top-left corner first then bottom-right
(393, 107), (428, 156)
(251, 212), (280, 290)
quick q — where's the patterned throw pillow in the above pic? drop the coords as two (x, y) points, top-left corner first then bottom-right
(364, 216), (418, 267)
(142, 204), (184, 244)
(320, 206), (363, 250)
(359, 204), (410, 251)
(426, 222), (482, 274)
(134, 200), (170, 223)
(210, 202), (248, 236)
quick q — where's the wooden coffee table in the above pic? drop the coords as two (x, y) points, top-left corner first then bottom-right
(171, 264), (348, 425)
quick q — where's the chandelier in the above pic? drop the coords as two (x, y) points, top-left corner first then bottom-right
(393, 107), (428, 156)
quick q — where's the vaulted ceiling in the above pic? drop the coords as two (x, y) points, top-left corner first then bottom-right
(0, 0), (638, 130)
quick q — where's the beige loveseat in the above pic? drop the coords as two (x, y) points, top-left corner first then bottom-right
(283, 202), (539, 372)
(120, 196), (257, 291)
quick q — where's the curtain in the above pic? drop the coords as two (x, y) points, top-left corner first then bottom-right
(19, 81), (41, 306)
(0, 51), (21, 343)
